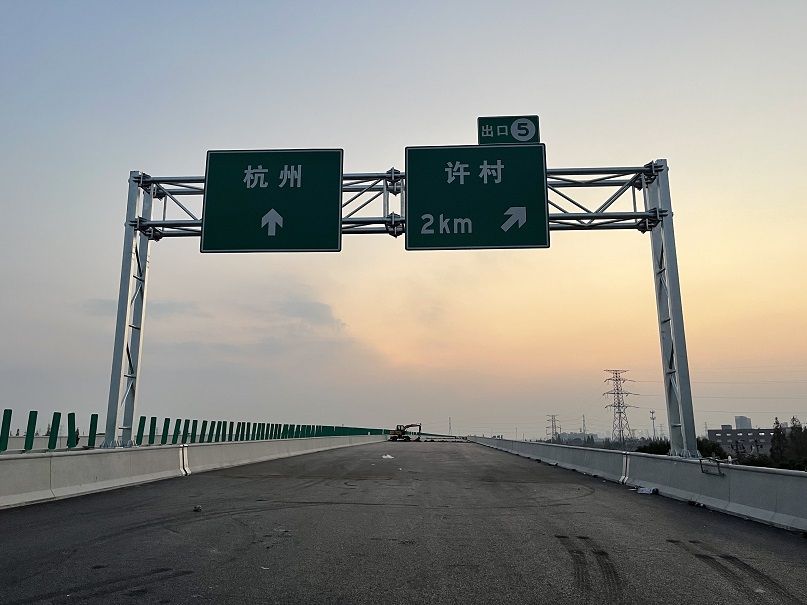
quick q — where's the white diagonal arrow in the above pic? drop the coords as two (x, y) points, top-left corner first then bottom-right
(501, 206), (527, 232)
(261, 209), (283, 236)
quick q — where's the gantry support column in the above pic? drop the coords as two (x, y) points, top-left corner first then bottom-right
(104, 173), (154, 446)
(646, 160), (698, 456)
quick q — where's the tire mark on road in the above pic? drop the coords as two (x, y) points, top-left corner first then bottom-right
(688, 540), (803, 604)
(667, 540), (769, 601)
(577, 536), (624, 604)
(555, 535), (591, 603)
(720, 555), (802, 604)
(6, 568), (193, 605)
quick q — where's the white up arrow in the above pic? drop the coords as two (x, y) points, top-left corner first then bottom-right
(501, 206), (527, 232)
(261, 209), (283, 236)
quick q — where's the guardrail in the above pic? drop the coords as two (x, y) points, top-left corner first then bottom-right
(471, 437), (807, 532)
(0, 434), (384, 509)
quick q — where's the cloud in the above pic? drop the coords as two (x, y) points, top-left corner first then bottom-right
(144, 290), (354, 366)
(273, 296), (344, 329)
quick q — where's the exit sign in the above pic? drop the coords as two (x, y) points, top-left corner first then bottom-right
(478, 115), (540, 145)
(405, 144), (549, 250)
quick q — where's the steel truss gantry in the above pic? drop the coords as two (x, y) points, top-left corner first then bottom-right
(105, 160), (698, 456)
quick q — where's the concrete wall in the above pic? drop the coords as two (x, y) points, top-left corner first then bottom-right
(483, 438), (626, 483)
(185, 435), (382, 474)
(0, 435), (385, 509)
(472, 437), (807, 532)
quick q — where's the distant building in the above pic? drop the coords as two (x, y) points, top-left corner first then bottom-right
(735, 415), (752, 429)
(708, 426), (778, 457)
(559, 431), (587, 445)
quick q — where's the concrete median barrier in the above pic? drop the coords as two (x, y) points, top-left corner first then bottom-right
(472, 437), (626, 482)
(625, 452), (807, 531)
(471, 436), (807, 532)
(724, 465), (807, 531)
(0, 434), (386, 509)
(50, 446), (186, 499)
(623, 453), (726, 506)
(186, 435), (386, 473)
(0, 454), (54, 508)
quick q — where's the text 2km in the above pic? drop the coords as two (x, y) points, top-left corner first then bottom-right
(420, 214), (473, 235)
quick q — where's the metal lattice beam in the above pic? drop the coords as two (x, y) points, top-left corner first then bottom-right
(105, 160), (697, 457)
(134, 164), (664, 240)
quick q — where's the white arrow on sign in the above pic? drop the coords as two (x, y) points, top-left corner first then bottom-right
(501, 206), (527, 232)
(261, 209), (283, 236)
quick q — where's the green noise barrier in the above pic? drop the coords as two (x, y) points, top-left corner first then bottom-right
(67, 413), (77, 449)
(5, 408), (390, 455)
(24, 411), (37, 451)
(135, 416), (146, 446)
(47, 412), (61, 451)
(88, 413), (98, 448)
(161, 418), (170, 445)
(1, 409), (12, 452)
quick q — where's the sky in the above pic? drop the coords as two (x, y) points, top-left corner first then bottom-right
(1, 0), (806, 440)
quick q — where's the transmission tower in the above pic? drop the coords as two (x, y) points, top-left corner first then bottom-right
(546, 414), (559, 443)
(650, 410), (657, 440)
(603, 369), (636, 447)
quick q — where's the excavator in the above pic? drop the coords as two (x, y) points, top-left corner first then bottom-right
(388, 423), (422, 442)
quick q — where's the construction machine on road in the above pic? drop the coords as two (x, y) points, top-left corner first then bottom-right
(388, 423), (422, 442)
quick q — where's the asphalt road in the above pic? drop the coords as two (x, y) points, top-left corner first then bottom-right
(2, 441), (806, 604)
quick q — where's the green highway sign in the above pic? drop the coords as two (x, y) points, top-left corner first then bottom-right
(201, 149), (343, 252)
(405, 144), (549, 250)
(478, 115), (540, 145)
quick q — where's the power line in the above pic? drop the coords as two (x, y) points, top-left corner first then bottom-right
(633, 379), (807, 384)
(633, 394), (807, 400)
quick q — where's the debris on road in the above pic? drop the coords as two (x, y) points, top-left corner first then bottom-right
(382, 454), (394, 459)
(193, 505), (203, 512)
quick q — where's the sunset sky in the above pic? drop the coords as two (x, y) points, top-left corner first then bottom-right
(1, 1), (805, 439)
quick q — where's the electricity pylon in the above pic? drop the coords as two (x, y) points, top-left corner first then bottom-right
(546, 415), (559, 443)
(603, 369), (636, 448)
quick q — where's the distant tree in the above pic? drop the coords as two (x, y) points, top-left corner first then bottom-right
(635, 439), (670, 455)
(770, 417), (787, 464)
(697, 437), (727, 459)
(785, 416), (807, 470)
(741, 454), (774, 468)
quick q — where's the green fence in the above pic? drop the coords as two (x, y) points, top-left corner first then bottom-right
(0, 407), (389, 454)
